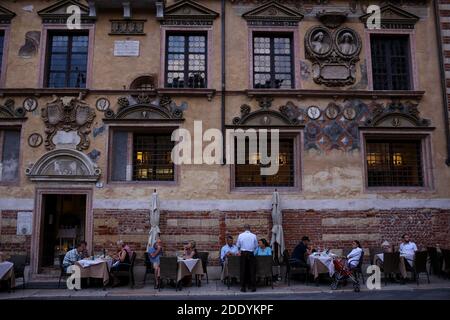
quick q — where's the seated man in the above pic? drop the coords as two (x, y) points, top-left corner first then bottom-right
(291, 236), (312, 267)
(62, 241), (87, 272)
(220, 235), (238, 265)
(399, 234), (417, 281)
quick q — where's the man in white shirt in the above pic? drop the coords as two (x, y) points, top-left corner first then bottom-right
(220, 235), (238, 265)
(399, 234), (418, 282)
(236, 224), (258, 292)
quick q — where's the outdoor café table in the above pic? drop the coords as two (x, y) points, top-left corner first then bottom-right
(177, 258), (203, 282)
(0, 261), (15, 290)
(307, 253), (336, 279)
(75, 258), (112, 286)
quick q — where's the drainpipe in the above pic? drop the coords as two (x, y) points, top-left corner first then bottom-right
(221, 0), (226, 165)
(434, 0), (450, 166)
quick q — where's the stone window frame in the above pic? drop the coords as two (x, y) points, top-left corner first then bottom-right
(229, 129), (303, 194)
(38, 24), (95, 89)
(106, 123), (181, 186)
(0, 24), (10, 87)
(159, 26), (214, 89)
(360, 130), (434, 193)
(364, 28), (419, 91)
(0, 122), (23, 186)
(248, 26), (301, 90)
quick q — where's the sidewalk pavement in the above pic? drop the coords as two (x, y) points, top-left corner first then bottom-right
(1, 274), (450, 300)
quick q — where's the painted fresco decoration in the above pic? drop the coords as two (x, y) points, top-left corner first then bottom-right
(18, 31), (41, 58)
(0, 99), (26, 119)
(242, 1), (304, 26)
(87, 149), (101, 163)
(25, 149), (101, 182)
(28, 133), (43, 148)
(305, 25), (362, 87)
(95, 98), (110, 112)
(160, 0), (219, 26)
(105, 95), (185, 120)
(41, 94), (96, 151)
(364, 100), (430, 128)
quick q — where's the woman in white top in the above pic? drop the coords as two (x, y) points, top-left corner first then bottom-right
(346, 240), (363, 269)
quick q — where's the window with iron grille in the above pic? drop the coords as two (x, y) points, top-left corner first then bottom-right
(133, 134), (174, 181)
(0, 129), (20, 183)
(370, 35), (411, 90)
(165, 33), (207, 88)
(253, 34), (294, 89)
(110, 130), (175, 182)
(0, 31), (4, 76)
(46, 32), (89, 88)
(366, 139), (423, 187)
(235, 137), (295, 187)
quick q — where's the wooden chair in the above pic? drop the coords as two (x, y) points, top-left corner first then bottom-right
(382, 252), (400, 286)
(352, 250), (365, 283)
(197, 251), (209, 284)
(413, 251), (430, 285)
(143, 252), (154, 286)
(255, 256), (274, 289)
(9, 255), (28, 290)
(110, 251), (136, 288)
(159, 257), (180, 291)
(226, 256), (240, 289)
(283, 249), (309, 286)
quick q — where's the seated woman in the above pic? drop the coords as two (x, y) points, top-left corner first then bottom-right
(254, 239), (272, 256)
(148, 239), (163, 289)
(346, 240), (363, 270)
(111, 240), (131, 271)
(183, 240), (199, 259)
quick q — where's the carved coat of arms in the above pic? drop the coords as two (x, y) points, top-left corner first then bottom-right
(41, 94), (96, 151)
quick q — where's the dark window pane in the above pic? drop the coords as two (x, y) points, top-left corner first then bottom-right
(1, 130), (20, 182)
(253, 34), (294, 89)
(235, 138), (295, 187)
(366, 139), (423, 187)
(371, 35), (411, 90)
(166, 33), (207, 88)
(0, 31), (4, 75)
(111, 131), (128, 181)
(133, 134), (174, 181)
(46, 32), (88, 88)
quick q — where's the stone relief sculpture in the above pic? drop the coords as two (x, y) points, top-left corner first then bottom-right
(41, 94), (96, 151)
(305, 26), (361, 87)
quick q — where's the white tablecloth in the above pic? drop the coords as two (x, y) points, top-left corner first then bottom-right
(77, 259), (105, 268)
(178, 258), (199, 272)
(0, 262), (13, 279)
(308, 254), (335, 277)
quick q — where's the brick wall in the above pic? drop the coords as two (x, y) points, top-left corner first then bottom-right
(0, 210), (32, 258)
(92, 208), (450, 266)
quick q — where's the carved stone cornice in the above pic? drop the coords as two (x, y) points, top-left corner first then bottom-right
(37, 0), (96, 24)
(364, 101), (430, 128)
(242, 1), (304, 26)
(160, 0), (219, 26)
(104, 95), (185, 121)
(109, 20), (146, 36)
(41, 94), (96, 151)
(0, 4), (16, 24)
(316, 10), (347, 29)
(360, 3), (419, 29)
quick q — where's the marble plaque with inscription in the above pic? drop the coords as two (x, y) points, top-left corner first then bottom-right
(114, 40), (140, 57)
(320, 65), (350, 80)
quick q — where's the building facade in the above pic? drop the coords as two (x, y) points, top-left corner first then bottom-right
(0, 0), (449, 275)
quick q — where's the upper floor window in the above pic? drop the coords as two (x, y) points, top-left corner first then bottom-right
(253, 34), (294, 89)
(366, 139), (423, 187)
(0, 31), (4, 75)
(235, 137), (295, 188)
(0, 128), (20, 183)
(165, 33), (207, 89)
(110, 129), (175, 183)
(370, 35), (411, 90)
(46, 32), (89, 88)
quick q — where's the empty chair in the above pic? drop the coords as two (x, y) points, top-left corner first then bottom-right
(413, 251), (430, 285)
(442, 249), (450, 277)
(9, 255), (28, 289)
(369, 247), (382, 266)
(283, 249), (309, 286)
(143, 252), (154, 286)
(382, 252), (400, 286)
(159, 257), (179, 291)
(226, 256), (241, 289)
(426, 247), (441, 277)
(111, 251), (136, 288)
(256, 256), (274, 289)
(197, 251), (209, 284)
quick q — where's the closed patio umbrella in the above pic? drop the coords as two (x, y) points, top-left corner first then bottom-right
(147, 189), (161, 250)
(270, 190), (285, 262)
